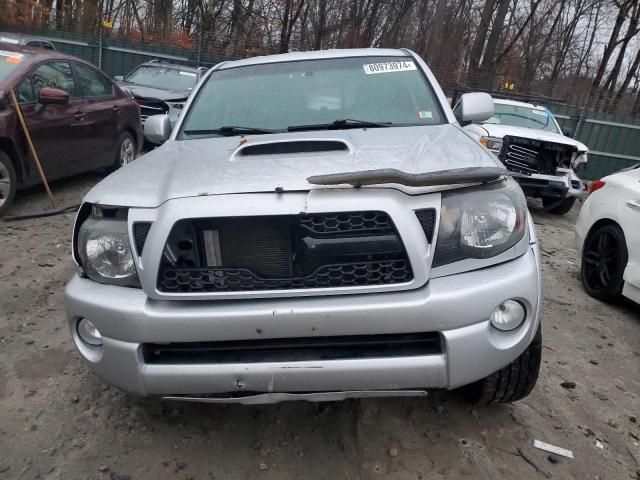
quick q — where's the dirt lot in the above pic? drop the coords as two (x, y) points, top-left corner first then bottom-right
(1, 173), (639, 480)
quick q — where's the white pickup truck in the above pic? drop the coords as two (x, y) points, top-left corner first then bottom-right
(462, 98), (588, 215)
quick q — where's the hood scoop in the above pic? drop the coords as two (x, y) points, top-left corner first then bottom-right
(235, 139), (352, 158)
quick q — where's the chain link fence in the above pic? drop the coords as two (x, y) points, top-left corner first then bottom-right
(0, 21), (240, 77)
(1, 18), (638, 180)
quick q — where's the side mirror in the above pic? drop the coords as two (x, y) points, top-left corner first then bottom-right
(114, 75), (124, 81)
(455, 92), (494, 124)
(38, 87), (69, 105)
(144, 114), (172, 144)
(562, 127), (574, 138)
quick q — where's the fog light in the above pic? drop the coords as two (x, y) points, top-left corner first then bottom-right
(77, 318), (103, 346)
(490, 300), (526, 331)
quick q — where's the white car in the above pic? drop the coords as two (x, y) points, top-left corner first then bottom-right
(576, 165), (640, 304)
(462, 99), (589, 215)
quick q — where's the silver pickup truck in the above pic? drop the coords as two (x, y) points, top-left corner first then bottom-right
(65, 49), (542, 405)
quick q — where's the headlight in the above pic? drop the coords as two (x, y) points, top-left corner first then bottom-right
(77, 207), (141, 287)
(432, 179), (527, 267)
(572, 152), (588, 168)
(480, 136), (503, 154)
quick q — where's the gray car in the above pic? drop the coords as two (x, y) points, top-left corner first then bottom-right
(115, 60), (207, 133)
(0, 32), (56, 50)
(65, 49), (542, 405)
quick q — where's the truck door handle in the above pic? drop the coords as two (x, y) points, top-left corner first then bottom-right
(627, 200), (640, 210)
(74, 111), (87, 120)
(112, 105), (121, 113)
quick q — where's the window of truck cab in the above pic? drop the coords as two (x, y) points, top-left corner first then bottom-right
(483, 103), (561, 133)
(178, 56), (445, 139)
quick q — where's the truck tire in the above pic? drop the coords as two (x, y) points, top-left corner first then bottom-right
(0, 151), (17, 217)
(461, 325), (542, 405)
(542, 196), (575, 215)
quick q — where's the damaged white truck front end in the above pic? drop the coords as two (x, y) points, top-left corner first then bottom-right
(462, 98), (588, 215)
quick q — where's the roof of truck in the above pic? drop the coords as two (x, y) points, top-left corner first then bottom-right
(217, 48), (410, 70)
(493, 98), (546, 111)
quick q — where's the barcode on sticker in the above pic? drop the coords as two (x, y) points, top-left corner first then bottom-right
(363, 61), (417, 74)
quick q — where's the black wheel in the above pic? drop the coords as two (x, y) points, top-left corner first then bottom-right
(461, 325), (542, 405)
(581, 223), (628, 302)
(542, 196), (576, 215)
(0, 150), (17, 217)
(112, 132), (136, 171)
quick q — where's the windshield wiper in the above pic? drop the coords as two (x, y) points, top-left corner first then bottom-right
(288, 118), (392, 132)
(307, 167), (524, 188)
(183, 126), (278, 137)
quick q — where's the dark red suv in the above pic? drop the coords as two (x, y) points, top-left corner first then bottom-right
(0, 43), (142, 216)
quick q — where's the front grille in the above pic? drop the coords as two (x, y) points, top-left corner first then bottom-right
(158, 212), (412, 293)
(504, 143), (541, 174)
(142, 332), (442, 364)
(500, 136), (577, 175)
(137, 99), (169, 122)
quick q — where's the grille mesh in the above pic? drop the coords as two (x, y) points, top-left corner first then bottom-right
(160, 260), (412, 293)
(300, 211), (394, 235)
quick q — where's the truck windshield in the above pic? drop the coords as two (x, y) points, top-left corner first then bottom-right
(483, 103), (560, 133)
(124, 65), (198, 91)
(0, 49), (28, 83)
(179, 56), (444, 139)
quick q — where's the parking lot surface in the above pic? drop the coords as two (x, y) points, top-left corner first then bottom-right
(1, 174), (639, 480)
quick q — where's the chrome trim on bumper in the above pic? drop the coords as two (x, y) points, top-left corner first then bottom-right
(163, 390), (429, 405)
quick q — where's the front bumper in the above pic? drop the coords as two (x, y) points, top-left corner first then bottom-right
(65, 244), (541, 402)
(515, 170), (585, 200)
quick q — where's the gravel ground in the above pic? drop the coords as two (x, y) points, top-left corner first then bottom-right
(1, 173), (639, 480)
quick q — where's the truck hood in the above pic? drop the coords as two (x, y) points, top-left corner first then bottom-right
(116, 82), (190, 102)
(85, 125), (500, 208)
(479, 124), (588, 152)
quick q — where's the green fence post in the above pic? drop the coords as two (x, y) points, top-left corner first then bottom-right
(575, 108), (587, 139)
(97, 19), (103, 69)
(196, 28), (202, 67)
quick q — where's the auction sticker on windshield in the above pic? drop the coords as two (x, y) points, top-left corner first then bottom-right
(363, 61), (417, 74)
(0, 50), (24, 63)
